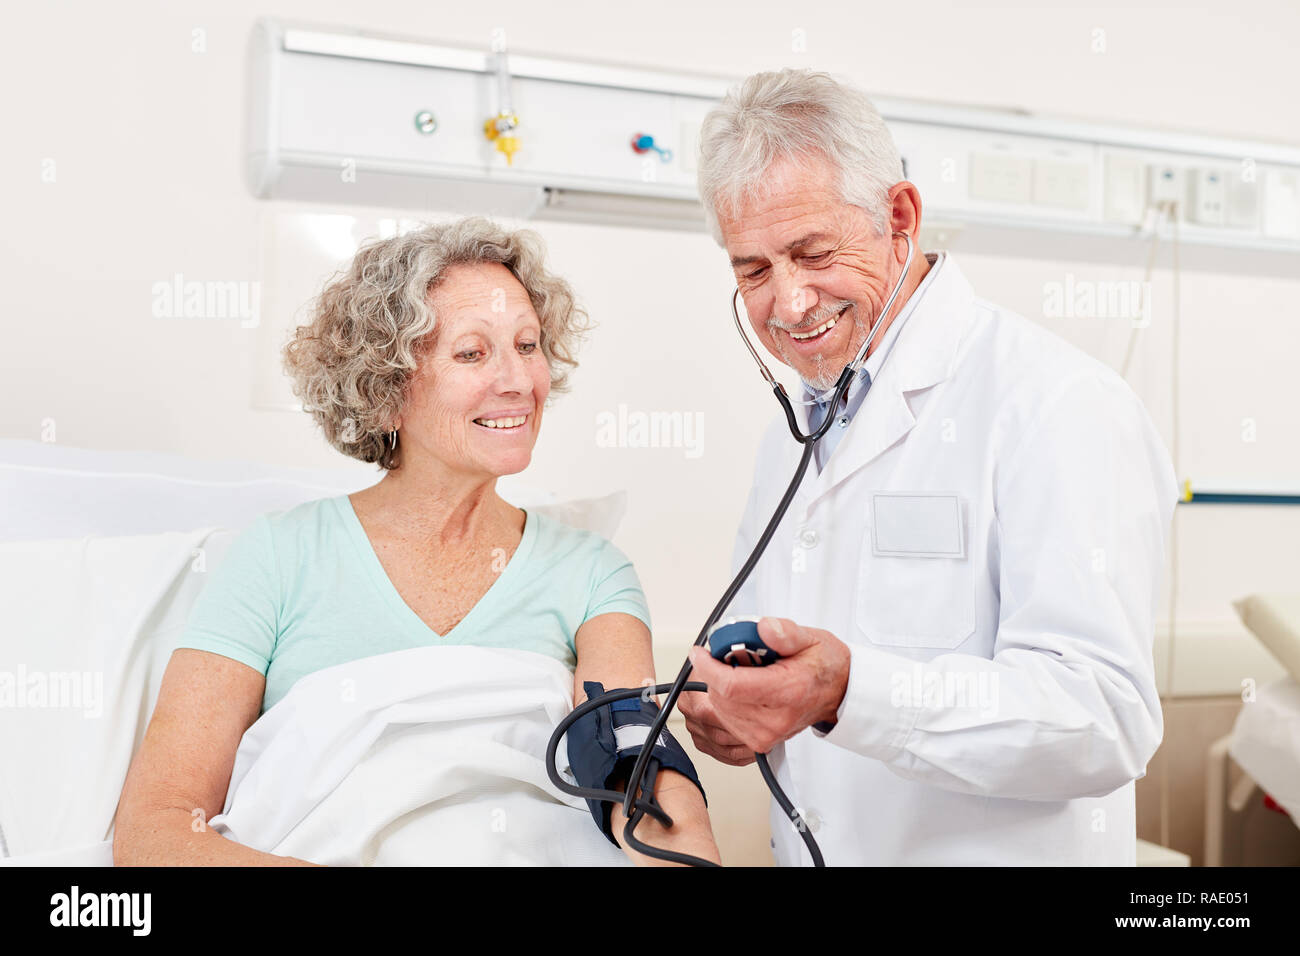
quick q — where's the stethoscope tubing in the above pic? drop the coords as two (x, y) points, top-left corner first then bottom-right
(550, 233), (917, 867)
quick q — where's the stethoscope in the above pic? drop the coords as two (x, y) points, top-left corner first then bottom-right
(547, 231), (917, 866)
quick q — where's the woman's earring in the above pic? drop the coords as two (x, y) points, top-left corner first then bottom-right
(389, 429), (397, 450)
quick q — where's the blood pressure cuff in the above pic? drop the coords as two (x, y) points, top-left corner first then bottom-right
(566, 681), (707, 846)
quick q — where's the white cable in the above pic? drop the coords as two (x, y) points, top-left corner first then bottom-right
(1159, 202), (1182, 851)
(1120, 201), (1170, 381)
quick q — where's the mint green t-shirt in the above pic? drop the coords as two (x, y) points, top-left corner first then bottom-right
(175, 495), (651, 714)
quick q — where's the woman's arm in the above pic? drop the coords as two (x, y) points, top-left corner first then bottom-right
(112, 649), (321, 866)
(572, 613), (721, 867)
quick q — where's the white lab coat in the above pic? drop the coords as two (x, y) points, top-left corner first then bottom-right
(729, 253), (1177, 866)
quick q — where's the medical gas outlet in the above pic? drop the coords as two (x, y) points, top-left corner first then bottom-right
(485, 110), (521, 165)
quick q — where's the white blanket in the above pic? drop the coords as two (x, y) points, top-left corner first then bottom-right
(209, 645), (630, 867)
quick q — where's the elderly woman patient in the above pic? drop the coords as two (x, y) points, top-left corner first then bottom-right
(113, 216), (719, 866)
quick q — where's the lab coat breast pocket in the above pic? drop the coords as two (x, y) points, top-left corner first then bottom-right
(854, 493), (976, 650)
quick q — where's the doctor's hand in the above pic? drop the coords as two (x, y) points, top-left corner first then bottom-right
(678, 687), (757, 767)
(682, 617), (851, 757)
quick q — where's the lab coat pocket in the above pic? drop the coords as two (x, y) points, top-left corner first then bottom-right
(855, 494), (976, 649)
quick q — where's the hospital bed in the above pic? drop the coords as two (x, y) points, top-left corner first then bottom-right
(0, 438), (630, 865)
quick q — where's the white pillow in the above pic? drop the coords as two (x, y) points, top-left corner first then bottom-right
(0, 527), (233, 859)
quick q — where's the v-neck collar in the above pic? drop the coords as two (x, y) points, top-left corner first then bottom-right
(334, 494), (537, 642)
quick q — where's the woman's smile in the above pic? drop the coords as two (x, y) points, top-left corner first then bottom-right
(471, 410), (532, 431)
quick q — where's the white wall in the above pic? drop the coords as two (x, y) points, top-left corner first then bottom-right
(3, 0), (1298, 693)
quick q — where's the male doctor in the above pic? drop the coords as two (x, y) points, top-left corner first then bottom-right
(679, 68), (1179, 865)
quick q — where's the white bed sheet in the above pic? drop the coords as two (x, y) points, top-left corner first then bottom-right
(209, 645), (628, 866)
(1230, 676), (1300, 823)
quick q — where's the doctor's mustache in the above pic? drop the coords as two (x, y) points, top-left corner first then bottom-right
(767, 297), (856, 334)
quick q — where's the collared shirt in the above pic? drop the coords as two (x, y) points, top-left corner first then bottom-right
(803, 251), (944, 472)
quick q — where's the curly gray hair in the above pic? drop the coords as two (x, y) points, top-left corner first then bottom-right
(697, 68), (904, 245)
(282, 216), (588, 470)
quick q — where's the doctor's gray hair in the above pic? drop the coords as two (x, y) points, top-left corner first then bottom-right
(696, 68), (905, 245)
(282, 216), (588, 470)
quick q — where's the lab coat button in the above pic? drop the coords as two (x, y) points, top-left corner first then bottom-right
(799, 528), (819, 549)
(837, 415), (849, 428)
